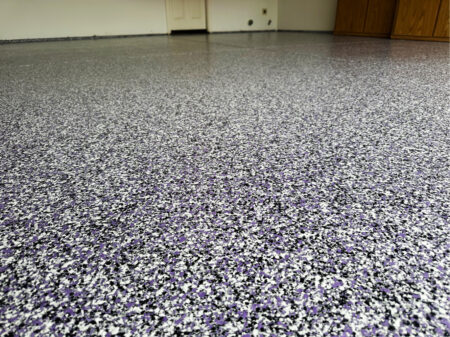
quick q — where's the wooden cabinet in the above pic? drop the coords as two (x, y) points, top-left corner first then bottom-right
(334, 0), (369, 34)
(434, 0), (449, 38)
(391, 0), (449, 41)
(335, 0), (449, 42)
(364, 0), (397, 35)
(334, 0), (397, 37)
(392, 0), (440, 37)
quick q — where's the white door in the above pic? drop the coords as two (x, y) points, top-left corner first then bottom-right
(166, 0), (206, 32)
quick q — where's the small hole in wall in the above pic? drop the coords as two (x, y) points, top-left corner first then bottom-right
(268, 20), (272, 26)
(248, 19), (254, 26)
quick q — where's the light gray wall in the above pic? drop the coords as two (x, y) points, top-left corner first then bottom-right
(278, 0), (337, 31)
(207, 0), (278, 33)
(0, 0), (168, 40)
(0, 0), (338, 40)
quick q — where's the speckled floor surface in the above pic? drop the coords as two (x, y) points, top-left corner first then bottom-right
(0, 32), (449, 336)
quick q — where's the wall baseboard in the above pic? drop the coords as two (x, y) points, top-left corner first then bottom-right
(391, 34), (449, 43)
(278, 30), (333, 34)
(207, 29), (277, 34)
(0, 33), (167, 45)
(0, 30), (334, 44)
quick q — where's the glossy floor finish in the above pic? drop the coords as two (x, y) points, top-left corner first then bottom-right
(0, 33), (449, 336)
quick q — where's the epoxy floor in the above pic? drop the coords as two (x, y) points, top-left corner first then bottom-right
(0, 33), (449, 336)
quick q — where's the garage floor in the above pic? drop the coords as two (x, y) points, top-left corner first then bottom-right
(0, 33), (449, 336)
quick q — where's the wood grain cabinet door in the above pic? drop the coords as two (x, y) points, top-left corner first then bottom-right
(392, 0), (441, 37)
(434, 0), (449, 37)
(335, 0), (369, 33)
(364, 0), (397, 35)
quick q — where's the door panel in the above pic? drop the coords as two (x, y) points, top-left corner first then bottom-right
(334, 0), (369, 33)
(434, 0), (449, 37)
(189, 0), (203, 19)
(392, 0), (441, 37)
(364, 0), (396, 35)
(171, 0), (185, 19)
(167, 0), (206, 31)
